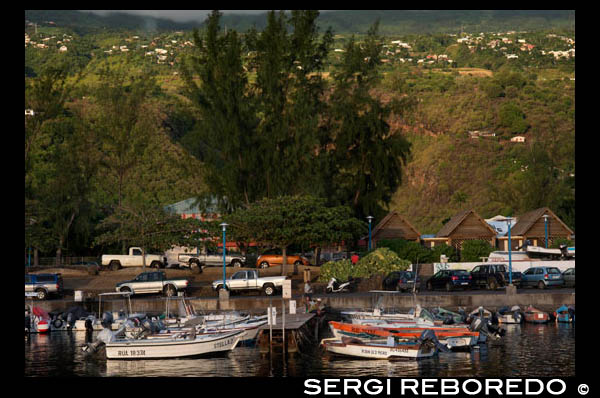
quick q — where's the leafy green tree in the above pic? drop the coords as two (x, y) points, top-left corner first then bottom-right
(460, 239), (494, 262)
(91, 66), (159, 252)
(431, 243), (459, 262)
(498, 101), (528, 134)
(25, 100), (99, 265)
(181, 10), (260, 210)
(224, 195), (366, 275)
(324, 22), (412, 220)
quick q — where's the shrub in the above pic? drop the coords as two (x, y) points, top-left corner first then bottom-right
(377, 239), (433, 263)
(317, 247), (411, 282)
(461, 239), (494, 262)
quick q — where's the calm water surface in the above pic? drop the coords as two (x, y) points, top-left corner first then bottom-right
(24, 322), (574, 377)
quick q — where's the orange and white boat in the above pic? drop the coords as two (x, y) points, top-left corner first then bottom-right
(328, 321), (479, 350)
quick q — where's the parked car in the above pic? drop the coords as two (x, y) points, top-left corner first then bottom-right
(470, 263), (522, 290)
(178, 249), (246, 270)
(426, 269), (472, 291)
(320, 252), (348, 263)
(382, 270), (420, 292)
(256, 250), (310, 268)
(25, 273), (64, 300)
(72, 261), (100, 275)
(115, 271), (189, 297)
(211, 270), (288, 296)
(521, 266), (565, 289)
(562, 267), (575, 287)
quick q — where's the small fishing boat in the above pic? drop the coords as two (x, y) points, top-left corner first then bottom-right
(496, 306), (523, 324)
(343, 305), (437, 327)
(328, 321), (479, 350)
(83, 326), (245, 359)
(107, 330), (244, 359)
(554, 305), (575, 323)
(430, 307), (467, 325)
(321, 330), (446, 360)
(524, 305), (550, 324)
(147, 315), (268, 345)
(73, 292), (144, 332)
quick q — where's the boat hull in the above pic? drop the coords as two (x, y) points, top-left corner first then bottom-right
(322, 339), (435, 360)
(329, 321), (478, 349)
(105, 331), (243, 359)
(524, 307), (549, 324)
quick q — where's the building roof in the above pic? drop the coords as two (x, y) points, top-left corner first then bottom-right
(436, 209), (497, 238)
(164, 197), (220, 215)
(371, 212), (421, 241)
(510, 207), (573, 237)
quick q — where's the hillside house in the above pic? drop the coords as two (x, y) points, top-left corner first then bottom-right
(363, 212), (422, 249)
(498, 207), (574, 250)
(510, 136), (526, 143)
(423, 209), (497, 253)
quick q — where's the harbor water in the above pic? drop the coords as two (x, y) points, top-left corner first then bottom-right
(25, 322), (574, 377)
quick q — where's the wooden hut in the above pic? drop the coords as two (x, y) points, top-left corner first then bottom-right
(370, 212), (421, 248)
(423, 209), (497, 251)
(499, 207), (574, 250)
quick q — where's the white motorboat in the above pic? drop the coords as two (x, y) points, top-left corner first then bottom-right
(321, 335), (438, 360)
(73, 292), (143, 332)
(104, 330), (245, 359)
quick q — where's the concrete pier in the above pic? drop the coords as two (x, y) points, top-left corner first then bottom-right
(29, 291), (575, 315)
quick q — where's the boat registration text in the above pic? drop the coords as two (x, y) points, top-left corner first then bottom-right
(214, 337), (235, 349)
(117, 349), (146, 357)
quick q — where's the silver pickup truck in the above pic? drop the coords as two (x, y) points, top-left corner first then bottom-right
(211, 270), (287, 296)
(178, 250), (246, 269)
(115, 271), (189, 297)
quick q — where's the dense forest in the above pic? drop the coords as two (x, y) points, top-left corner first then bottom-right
(24, 10), (575, 260)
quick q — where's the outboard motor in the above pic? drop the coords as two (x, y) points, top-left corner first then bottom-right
(101, 311), (113, 328)
(443, 313), (454, 325)
(457, 308), (468, 323)
(511, 306), (523, 323)
(568, 306), (575, 322)
(81, 327), (116, 355)
(417, 329), (449, 352)
(84, 318), (94, 333)
(66, 312), (75, 330)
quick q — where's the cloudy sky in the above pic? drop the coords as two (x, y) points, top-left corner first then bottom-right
(85, 10), (277, 23)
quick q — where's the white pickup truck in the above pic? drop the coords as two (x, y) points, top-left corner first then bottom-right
(178, 250), (247, 269)
(101, 247), (167, 271)
(211, 270), (287, 296)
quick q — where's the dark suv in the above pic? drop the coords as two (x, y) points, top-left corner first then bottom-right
(382, 270), (420, 292)
(25, 273), (64, 300)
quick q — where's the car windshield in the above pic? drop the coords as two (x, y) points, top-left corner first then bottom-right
(404, 272), (414, 279)
(548, 268), (561, 274)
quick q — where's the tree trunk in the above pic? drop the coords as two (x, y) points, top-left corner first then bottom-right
(281, 246), (287, 276)
(56, 246), (62, 267)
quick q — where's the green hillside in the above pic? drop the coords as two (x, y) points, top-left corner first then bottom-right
(24, 11), (575, 258)
(25, 10), (575, 35)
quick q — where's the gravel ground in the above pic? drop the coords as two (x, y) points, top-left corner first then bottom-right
(29, 265), (324, 297)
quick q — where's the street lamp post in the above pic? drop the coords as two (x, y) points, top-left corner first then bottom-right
(543, 214), (549, 248)
(366, 216), (374, 251)
(507, 217), (513, 285)
(220, 223), (228, 290)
